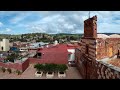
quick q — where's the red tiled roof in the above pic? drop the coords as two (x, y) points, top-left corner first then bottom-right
(38, 44), (77, 53)
(0, 58), (5, 61)
(35, 44), (78, 64)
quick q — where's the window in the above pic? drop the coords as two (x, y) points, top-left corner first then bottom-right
(1, 46), (3, 51)
(37, 53), (42, 58)
(86, 45), (89, 54)
(68, 54), (71, 60)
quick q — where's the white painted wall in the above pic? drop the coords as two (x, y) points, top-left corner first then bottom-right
(54, 40), (58, 45)
(0, 39), (10, 51)
(67, 49), (75, 61)
(19, 48), (28, 52)
(0, 42), (2, 51)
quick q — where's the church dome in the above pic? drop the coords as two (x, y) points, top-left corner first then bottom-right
(97, 34), (110, 39)
(109, 34), (120, 38)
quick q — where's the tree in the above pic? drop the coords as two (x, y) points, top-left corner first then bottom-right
(7, 68), (12, 74)
(57, 64), (68, 72)
(45, 63), (57, 72)
(6, 55), (15, 62)
(6, 53), (19, 63)
(1, 67), (6, 73)
(34, 64), (44, 72)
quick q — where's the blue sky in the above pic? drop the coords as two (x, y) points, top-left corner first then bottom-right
(0, 11), (120, 35)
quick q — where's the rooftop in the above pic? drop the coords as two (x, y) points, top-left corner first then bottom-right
(35, 44), (78, 64)
(97, 34), (120, 39)
(38, 44), (78, 53)
(0, 65), (82, 79)
(107, 59), (120, 68)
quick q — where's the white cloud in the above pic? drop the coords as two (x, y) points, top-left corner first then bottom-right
(10, 12), (30, 24)
(0, 31), (3, 34)
(2, 11), (120, 34)
(0, 22), (3, 27)
(6, 28), (11, 32)
(26, 13), (84, 34)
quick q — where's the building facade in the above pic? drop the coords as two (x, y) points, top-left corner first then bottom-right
(75, 15), (120, 79)
(0, 39), (10, 51)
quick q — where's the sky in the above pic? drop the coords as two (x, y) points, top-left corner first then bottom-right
(0, 11), (120, 35)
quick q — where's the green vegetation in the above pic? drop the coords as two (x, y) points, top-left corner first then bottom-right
(16, 70), (21, 75)
(34, 63), (68, 72)
(57, 64), (68, 72)
(45, 63), (57, 72)
(6, 53), (19, 63)
(7, 68), (12, 74)
(0, 33), (83, 43)
(1, 67), (6, 73)
(0, 33), (120, 43)
(34, 64), (44, 72)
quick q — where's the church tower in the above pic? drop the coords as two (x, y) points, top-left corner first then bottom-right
(84, 15), (97, 38)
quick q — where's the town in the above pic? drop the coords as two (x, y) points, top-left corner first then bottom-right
(0, 13), (120, 79)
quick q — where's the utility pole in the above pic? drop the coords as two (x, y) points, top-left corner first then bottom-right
(89, 11), (90, 18)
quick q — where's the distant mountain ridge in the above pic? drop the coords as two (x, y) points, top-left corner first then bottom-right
(0, 33), (119, 36)
(97, 33), (120, 35)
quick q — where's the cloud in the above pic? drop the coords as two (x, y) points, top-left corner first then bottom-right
(0, 22), (3, 27)
(6, 28), (11, 32)
(0, 28), (12, 34)
(27, 13), (85, 34)
(1, 11), (120, 34)
(10, 12), (30, 24)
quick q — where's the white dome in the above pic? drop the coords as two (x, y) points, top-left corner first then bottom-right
(109, 34), (120, 38)
(97, 34), (110, 39)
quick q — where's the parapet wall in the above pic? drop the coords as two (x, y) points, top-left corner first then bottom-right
(76, 54), (120, 79)
(0, 59), (29, 72)
(0, 62), (22, 72)
(96, 62), (120, 79)
(96, 60), (120, 79)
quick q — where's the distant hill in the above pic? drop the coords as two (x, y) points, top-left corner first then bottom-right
(0, 33), (120, 42)
(97, 33), (120, 35)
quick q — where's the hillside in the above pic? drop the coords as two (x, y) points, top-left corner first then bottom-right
(0, 33), (119, 42)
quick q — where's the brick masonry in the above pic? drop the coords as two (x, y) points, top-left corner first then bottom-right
(75, 15), (120, 79)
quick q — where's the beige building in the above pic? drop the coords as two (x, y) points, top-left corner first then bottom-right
(0, 39), (10, 51)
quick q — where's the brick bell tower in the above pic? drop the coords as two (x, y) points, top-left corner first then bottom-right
(84, 15), (97, 38)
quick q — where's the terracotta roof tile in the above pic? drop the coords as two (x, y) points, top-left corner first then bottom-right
(35, 44), (78, 64)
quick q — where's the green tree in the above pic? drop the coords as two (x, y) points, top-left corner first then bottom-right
(34, 64), (44, 72)
(57, 64), (68, 72)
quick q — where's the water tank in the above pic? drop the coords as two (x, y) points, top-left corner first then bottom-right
(2, 39), (10, 51)
(54, 40), (58, 45)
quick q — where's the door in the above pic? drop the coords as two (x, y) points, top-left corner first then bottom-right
(108, 47), (113, 57)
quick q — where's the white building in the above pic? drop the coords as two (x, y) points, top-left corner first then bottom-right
(0, 39), (10, 51)
(54, 40), (58, 45)
(29, 42), (49, 49)
(19, 47), (28, 52)
(67, 49), (75, 62)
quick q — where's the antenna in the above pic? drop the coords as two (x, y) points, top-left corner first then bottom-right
(89, 11), (90, 18)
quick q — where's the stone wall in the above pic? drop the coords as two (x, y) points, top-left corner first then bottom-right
(80, 38), (96, 60)
(76, 53), (120, 79)
(96, 61), (120, 79)
(96, 38), (120, 60)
